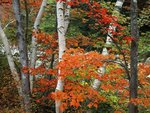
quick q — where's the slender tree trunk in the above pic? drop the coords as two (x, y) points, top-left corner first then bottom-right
(12, 0), (31, 112)
(92, 0), (125, 89)
(55, 0), (66, 113)
(23, 0), (29, 41)
(30, 0), (47, 92)
(129, 0), (139, 113)
(47, 54), (55, 80)
(0, 21), (24, 108)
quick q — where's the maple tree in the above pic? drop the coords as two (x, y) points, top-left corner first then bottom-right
(0, 0), (150, 113)
(29, 1), (150, 113)
(29, 23), (149, 113)
(29, 46), (150, 112)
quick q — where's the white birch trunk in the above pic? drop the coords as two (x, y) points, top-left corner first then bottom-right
(55, 0), (66, 113)
(0, 21), (24, 108)
(64, 0), (71, 34)
(30, 0), (47, 92)
(92, 0), (125, 89)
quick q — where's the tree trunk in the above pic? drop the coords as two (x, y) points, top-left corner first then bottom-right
(92, 0), (125, 89)
(129, 0), (139, 113)
(55, 0), (66, 113)
(30, 0), (47, 92)
(0, 21), (24, 108)
(64, 0), (71, 35)
(12, 0), (31, 112)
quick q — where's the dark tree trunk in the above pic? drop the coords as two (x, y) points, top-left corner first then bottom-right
(12, 0), (31, 112)
(129, 0), (139, 113)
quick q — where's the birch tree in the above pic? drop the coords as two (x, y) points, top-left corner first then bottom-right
(92, 0), (125, 89)
(55, 0), (66, 113)
(64, 0), (71, 35)
(129, 0), (139, 112)
(30, 0), (48, 68)
(0, 20), (24, 108)
(30, 0), (47, 92)
(12, 0), (31, 112)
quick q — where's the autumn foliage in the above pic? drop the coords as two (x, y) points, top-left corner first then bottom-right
(29, 46), (150, 112)
(1, 0), (147, 112)
(28, 31), (150, 112)
(22, 1), (150, 112)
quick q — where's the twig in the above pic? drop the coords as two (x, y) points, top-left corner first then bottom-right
(107, 34), (131, 80)
(3, 19), (16, 30)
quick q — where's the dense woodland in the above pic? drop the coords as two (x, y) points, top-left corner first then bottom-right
(0, 0), (150, 113)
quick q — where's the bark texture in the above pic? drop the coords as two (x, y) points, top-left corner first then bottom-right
(0, 21), (23, 107)
(64, 0), (71, 34)
(129, 0), (139, 112)
(30, 0), (47, 92)
(55, 0), (66, 113)
(30, 0), (47, 68)
(12, 0), (31, 112)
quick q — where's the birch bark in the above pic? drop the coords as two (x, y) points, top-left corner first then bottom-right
(92, 0), (125, 89)
(64, 0), (71, 35)
(12, 0), (31, 112)
(55, 0), (66, 113)
(30, 0), (47, 68)
(0, 21), (24, 108)
(30, 0), (47, 92)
